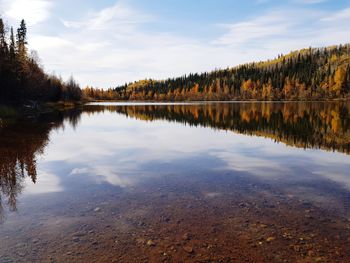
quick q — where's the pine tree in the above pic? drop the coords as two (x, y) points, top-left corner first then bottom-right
(9, 27), (16, 58)
(16, 20), (27, 60)
(0, 18), (8, 55)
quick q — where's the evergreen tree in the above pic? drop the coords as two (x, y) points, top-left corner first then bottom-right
(9, 27), (16, 58)
(0, 18), (7, 55)
(0, 17), (82, 104)
(16, 19), (27, 60)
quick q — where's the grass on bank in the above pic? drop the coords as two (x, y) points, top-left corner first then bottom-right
(0, 105), (18, 118)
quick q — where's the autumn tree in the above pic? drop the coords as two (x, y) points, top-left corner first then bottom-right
(333, 67), (347, 97)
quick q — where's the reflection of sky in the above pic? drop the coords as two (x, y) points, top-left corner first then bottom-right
(25, 171), (63, 194)
(23, 108), (350, 199)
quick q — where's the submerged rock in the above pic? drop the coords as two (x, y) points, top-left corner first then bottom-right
(146, 240), (156, 247)
(183, 245), (194, 254)
(182, 233), (191, 240)
(266, 236), (276, 242)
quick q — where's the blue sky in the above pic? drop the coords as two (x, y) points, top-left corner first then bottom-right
(1, 0), (350, 88)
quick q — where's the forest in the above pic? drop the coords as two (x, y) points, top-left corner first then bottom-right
(94, 44), (350, 101)
(1, 16), (350, 104)
(0, 17), (82, 105)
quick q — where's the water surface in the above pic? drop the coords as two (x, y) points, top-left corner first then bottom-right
(1, 102), (350, 262)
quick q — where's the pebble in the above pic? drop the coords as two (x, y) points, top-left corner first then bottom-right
(266, 236), (276, 242)
(146, 240), (156, 247)
(74, 232), (86, 237)
(17, 251), (26, 257)
(138, 221), (146, 227)
(183, 245), (194, 254)
(182, 233), (190, 240)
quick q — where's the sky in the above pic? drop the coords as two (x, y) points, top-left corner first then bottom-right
(0, 0), (350, 88)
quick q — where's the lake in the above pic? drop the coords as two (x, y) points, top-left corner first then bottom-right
(1, 102), (350, 262)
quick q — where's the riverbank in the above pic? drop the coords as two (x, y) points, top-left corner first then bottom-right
(0, 105), (19, 118)
(0, 101), (86, 119)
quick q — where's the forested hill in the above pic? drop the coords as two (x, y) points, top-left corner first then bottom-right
(107, 44), (350, 101)
(0, 18), (82, 105)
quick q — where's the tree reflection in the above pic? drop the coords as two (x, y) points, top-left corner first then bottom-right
(0, 109), (82, 222)
(1, 102), (349, 223)
(96, 102), (350, 154)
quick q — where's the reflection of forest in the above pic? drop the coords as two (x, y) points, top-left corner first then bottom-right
(1, 102), (349, 222)
(0, 109), (82, 222)
(86, 102), (350, 154)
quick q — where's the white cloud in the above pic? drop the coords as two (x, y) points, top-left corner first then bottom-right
(2, 0), (52, 26)
(321, 7), (350, 21)
(61, 2), (152, 31)
(213, 9), (320, 48)
(14, 1), (350, 88)
(213, 7), (350, 55)
(213, 12), (294, 46)
(30, 35), (72, 49)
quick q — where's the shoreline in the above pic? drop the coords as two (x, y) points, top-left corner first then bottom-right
(1, 99), (349, 119)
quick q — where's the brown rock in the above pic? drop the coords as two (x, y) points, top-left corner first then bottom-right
(182, 233), (190, 240)
(183, 245), (194, 254)
(147, 240), (156, 247)
(266, 236), (276, 242)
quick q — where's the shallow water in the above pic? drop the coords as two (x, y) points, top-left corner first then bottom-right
(1, 102), (350, 262)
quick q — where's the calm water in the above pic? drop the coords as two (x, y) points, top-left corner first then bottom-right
(1, 102), (350, 262)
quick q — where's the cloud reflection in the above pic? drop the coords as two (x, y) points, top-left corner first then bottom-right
(24, 171), (63, 195)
